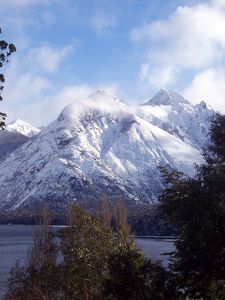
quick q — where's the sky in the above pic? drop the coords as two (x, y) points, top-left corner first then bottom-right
(0, 0), (225, 126)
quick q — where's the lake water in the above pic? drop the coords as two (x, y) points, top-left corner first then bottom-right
(0, 225), (175, 298)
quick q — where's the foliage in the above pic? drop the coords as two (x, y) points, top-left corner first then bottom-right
(104, 241), (175, 300)
(206, 113), (225, 162)
(4, 208), (59, 300)
(128, 203), (176, 236)
(104, 233), (146, 299)
(95, 195), (112, 228)
(159, 113), (225, 299)
(58, 206), (115, 299)
(4, 205), (174, 300)
(0, 28), (16, 129)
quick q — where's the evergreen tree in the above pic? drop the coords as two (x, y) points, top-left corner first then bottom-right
(159, 113), (225, 299)
(207, 113), (225, 162)
(0, 28), (16, 129)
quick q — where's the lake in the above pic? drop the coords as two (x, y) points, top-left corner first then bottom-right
(0, 225), (175, 298)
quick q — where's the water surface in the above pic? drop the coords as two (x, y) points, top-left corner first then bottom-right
(0, 225), (34, 298)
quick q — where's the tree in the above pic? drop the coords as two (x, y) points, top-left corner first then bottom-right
(0, 28), (16, 129)
(4, 207), (59, 300)
(95, 195), (112, 228)
(59, 205), (115, 299)
(159, 114), (225, 299)
(59, 206), (177, 299)
(4, 205), (174, 300)
(206, 113), (225, 162)
(114, 198), (131, 235)
(104, 238), (175, 300)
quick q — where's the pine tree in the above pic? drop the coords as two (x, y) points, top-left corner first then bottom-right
(159, 114), (225, 299)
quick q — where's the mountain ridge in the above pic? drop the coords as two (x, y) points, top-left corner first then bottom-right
(0, 89), (215, 211)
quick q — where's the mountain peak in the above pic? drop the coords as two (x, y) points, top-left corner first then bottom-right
(59, 89), (124, 123)
(92, 89), (108, 96)
(9, 118), (29, 126)
(0, 88), (215, 211)
(7, 119), (40, 137)
(196, 100), (211, 110)
(144, 89), (189, 106)
(89, 89), (123, 105)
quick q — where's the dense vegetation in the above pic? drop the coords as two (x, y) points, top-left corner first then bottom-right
(4, 205), (174, 300)
(159, 113), (225, 299)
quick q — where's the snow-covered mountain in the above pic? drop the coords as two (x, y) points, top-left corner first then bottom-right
(0, 89), (215, 211)
(0, 119), (40, 161)
(134, 89), (213, 149)
(7, 119), (40, 137)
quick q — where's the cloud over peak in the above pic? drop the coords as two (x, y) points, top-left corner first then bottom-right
(130, 0), (225, 111)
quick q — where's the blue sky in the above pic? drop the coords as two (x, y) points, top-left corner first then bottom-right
(0, 0), (225, 125)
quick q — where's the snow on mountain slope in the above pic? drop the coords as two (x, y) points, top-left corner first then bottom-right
(0, 119), (40, 162)
(0, 90), (205, 211)
(134, 89), (215, 149)
(7, 119), (40, 137)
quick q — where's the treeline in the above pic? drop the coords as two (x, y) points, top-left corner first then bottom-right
(0, 209), (67, 225)
(0, 202), (176, 236)
(128, 203), (176, 236)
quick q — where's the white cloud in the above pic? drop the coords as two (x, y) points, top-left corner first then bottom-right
(3, 42), (75, 86)
(138, 64), (176, 89)
(100, 83), (120, 96)
(10, 84), (95, 126)
(2, 83), (93, 126)
(90, 12), (117, 35)
(131, 1), (225, 69)
(212, 0), (225, 9)
(5, 73), (50, 104)
(1, 40), (119, 126)
(27, 43), (74, 73)
(131, 0), (225, 104)
(183, 68), (225, 112)
(1, 41), (77, 125)
(3, 83), (120, 126)
(0, 0), (56, 32)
